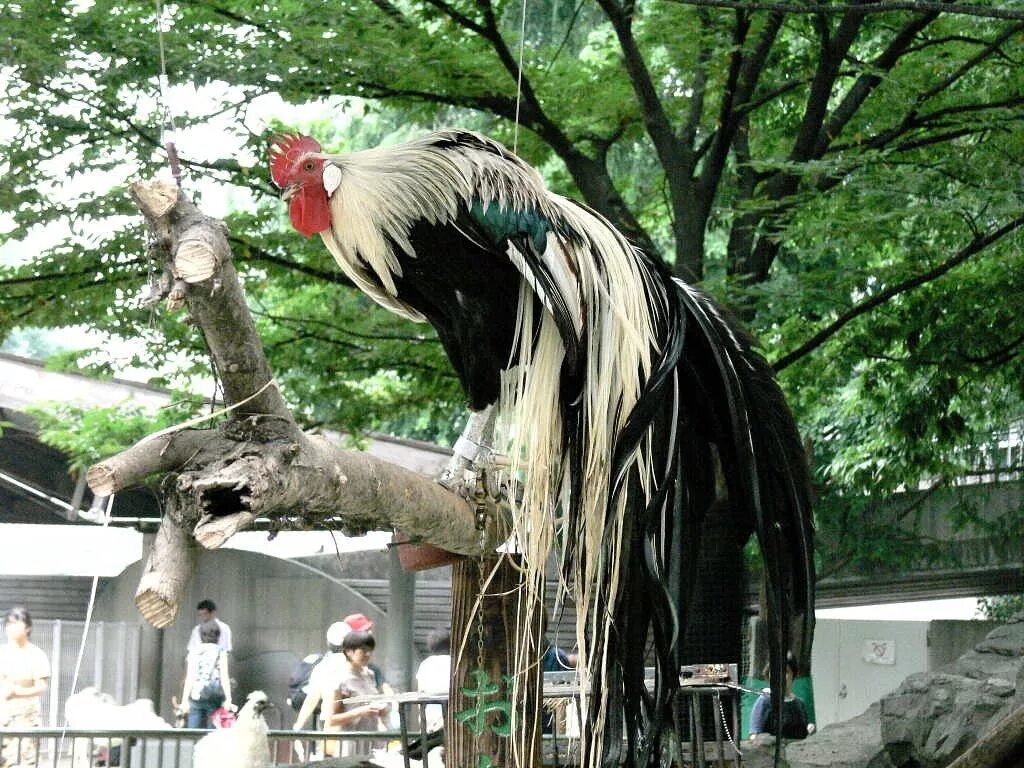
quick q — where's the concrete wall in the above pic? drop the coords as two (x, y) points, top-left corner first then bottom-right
(92, 548), (408, 726)
(810, 618), (999, 729)
(927, 619), (1001, 670)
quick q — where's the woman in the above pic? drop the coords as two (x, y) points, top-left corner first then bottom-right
(0, 606), (50, 768)
(179, 620), (233, 728)
(325, 630), (389, 757)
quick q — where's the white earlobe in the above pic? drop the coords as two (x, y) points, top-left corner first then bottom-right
(323, 164), (343, 197)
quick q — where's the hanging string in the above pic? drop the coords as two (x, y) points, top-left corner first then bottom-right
(58, 493), (114, 759)
(154, 0), (182, 186)
(512, 0), (529, 153)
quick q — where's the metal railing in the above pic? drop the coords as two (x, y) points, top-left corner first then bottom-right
(0, 728), (399, 768)
(1, 675), (741, 768)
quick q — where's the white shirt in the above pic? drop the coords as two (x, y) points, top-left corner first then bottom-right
(415, 654), (450, 729)
(0, 642), (50, 717)
(415, 654), (451, 695)
(186, 618), (233, 654)
(308, 652), (351, 724)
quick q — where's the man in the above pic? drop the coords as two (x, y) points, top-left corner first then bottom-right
(187, 600), (233, 655)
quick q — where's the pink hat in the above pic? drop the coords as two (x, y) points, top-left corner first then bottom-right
(343, 613), (374, 632)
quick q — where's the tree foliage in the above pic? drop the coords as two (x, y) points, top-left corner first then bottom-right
(1, 0), (1022, 576)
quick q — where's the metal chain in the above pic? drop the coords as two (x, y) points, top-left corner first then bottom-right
(475, 557), (487, 676)
(715, 690), (743, 759)
(473, 468), (489, 680)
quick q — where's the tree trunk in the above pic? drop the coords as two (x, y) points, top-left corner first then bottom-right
(447, 556), (542, 768)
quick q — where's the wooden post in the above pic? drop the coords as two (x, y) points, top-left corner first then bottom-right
(448, 556), (542, 768)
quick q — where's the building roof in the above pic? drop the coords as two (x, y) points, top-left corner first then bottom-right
(0, 352), (451, 529)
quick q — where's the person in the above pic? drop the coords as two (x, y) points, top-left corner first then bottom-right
(288, 617), (372, 720)
(187, 599), (233, 655)
(541, 638), (577, 734)
(293, 621), (354, 760)
(179, 620), (234, 729)
(342, 614), (392, 694)
(749, 655), (815, 743)
(0, 607), (50, 768)
(325, 630), (389, 757)
(415, 629), (451, 731)
(542, 642), (578, 674)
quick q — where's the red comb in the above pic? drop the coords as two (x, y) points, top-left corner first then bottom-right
(269, 133), (322, 187)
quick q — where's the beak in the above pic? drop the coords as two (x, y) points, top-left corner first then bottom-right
(281, 184), (298, 202)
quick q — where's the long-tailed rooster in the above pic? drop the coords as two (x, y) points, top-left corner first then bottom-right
(271, 129), (814, 767)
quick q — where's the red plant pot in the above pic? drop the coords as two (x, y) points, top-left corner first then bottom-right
(393, 530), (465, 571)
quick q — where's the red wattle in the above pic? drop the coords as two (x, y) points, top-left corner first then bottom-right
(290, 187), (332, 237)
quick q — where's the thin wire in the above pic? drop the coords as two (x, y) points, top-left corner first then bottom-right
(512, 0), (529, 153)
(153, 0), (182, 184)
(154, 0), (171, 142)
(58, 494), (114, 756)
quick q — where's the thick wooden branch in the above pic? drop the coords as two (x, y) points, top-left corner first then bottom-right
(91, 179), (499, 627)
(135, 506), (199, 628)
(86, 431), (209, 496)
(946, 703), (1024, 768)
(130, 179), (292, 420)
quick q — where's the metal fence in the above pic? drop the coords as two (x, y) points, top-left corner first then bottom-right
(29, 620), (143, 726)
(1, 676), (740, 768)
(0, 728), (400, 768)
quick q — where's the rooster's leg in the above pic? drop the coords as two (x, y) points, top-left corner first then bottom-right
(438, 405), (498, 498)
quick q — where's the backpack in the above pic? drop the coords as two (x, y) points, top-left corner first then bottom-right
(288, 652), (325, 712)
(194, 647), (225, 705)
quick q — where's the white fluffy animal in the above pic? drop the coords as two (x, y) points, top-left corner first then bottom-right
(192, 690), (270, 768)
(64, 687), (172, 768)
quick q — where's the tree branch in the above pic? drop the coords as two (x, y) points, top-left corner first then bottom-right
(229, 235), (356, 285)
(773, 212), (1024, 371)
(88, 179), (502, 627)
(814, 10), (939, 155)
(595, 0), (690, 176)
(662, 0), (1024, 22)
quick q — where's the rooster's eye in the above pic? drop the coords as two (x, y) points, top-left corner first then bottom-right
(304, 161), (315, 171)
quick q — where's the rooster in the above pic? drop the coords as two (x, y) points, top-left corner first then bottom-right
(271, 129), (814, 767)
(192, 690), (270, 768)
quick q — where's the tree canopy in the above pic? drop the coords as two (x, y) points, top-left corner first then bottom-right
(1, 0), (1022, 578)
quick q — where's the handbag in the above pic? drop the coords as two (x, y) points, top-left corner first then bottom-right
(197, 678), (225, 705)
(195, 648), (226, 705)
(210, 706), (236, 729)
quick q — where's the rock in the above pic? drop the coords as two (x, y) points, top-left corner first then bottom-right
(973, 622), (1024, 657)
(877, 620), (1023, 767)
(735, 705), (892, 768)
(784, 704), (893, 768)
